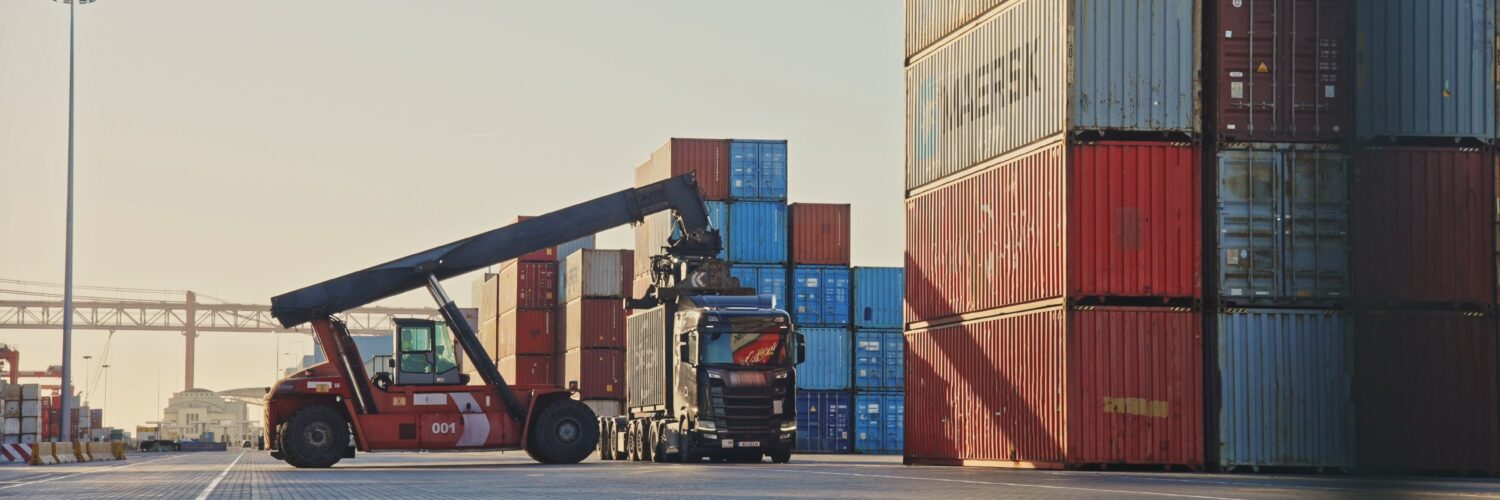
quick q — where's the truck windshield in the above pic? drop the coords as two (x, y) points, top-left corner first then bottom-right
(701, 331), (790, 366)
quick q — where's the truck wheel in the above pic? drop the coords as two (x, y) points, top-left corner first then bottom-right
(525, 399), (599, 464)
(770, 451), (791, 464)
(280, 405), (348, 468)
(597, 419), (613, 461)
(640, 426), (654, 462)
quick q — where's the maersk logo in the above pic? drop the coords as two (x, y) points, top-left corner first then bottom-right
(941, 38), (1042, 131)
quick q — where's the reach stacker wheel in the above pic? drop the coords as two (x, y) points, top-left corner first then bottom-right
(280, 405), (349, 468)
(524, 399), (599, 464)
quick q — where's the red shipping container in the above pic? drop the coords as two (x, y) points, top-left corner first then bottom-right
(1214, 0), (1346, 142)
(565, 298), (626, 351)
(633, 138), (730, 201)
(1355, 310), (1500, 474)
(495, 309), (555, 358)
(905, 140), (1201, 325)
(789, 203), (852, 265)
(1353, 147), (1495, 306)
(905, 306), (1203, 468)
(510, 216), (559, 263)
(499, 355), (556, 387)
(564, 348), (625, 400)
(497, 260), (558, 311)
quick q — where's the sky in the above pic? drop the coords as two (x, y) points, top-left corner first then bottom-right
(0, 1), (904, 434)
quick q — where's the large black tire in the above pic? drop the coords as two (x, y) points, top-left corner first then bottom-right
(770, 451), (792, 464)
(524, 399), (599, 464)
(597, 419), (613, 461)
(280, 406), (348, 468)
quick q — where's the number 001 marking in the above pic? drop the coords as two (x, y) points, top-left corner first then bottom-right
(432, 422), (457, 434)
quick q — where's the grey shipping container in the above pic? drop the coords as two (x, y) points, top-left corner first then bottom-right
(625, 306), (669, 412)
(1355, 0), (1496, 141)
(1218, 144), (1348, 303)
(904, 0), (1009, 60)
(906, 0), (1201, 191)
(1217, 309), (1353, 470)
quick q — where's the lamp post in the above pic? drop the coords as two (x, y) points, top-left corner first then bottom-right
(82, 354), (91, 406)
(54, 0), (98, 443)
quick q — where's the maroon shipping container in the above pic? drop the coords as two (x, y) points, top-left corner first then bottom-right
(564, 348), (625, 400)
(497, 260), (559, 311)
(1214, 0), (1346, 142)
(789, 203), (852, 265)
(1352, 147), (1495, 306)
(509, 216), (559, 262)
(634, 138), (729, 201)
(904, 306), (1203, 468)
(1355, 310), (1500, 474)
(499, 355), (556, 387)
(565, 298), (626, 351)
(905, 140), (1201, 325)
(495, 309), (555, 358)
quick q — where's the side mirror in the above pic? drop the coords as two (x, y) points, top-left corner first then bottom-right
(795, 332), (807, 365)
(387, 358), (396, 368)
(678, 332), (693, 364)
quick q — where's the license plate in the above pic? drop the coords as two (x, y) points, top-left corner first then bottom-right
(738, 441), (761, 448)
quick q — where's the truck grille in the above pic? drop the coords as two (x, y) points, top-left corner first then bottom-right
(708, 381), (784, 433)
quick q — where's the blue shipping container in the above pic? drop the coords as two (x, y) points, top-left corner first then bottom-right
(729, 264), (788, 310)
(854, 391), (904, 454)
(854, 329), (903, 390)
(1356, 0), (1497, 141)
(796, 390), (852, 453)
(728, 202), (787, 264)
(729, 140), (789, 201)
(1218, 309), (1354, 469)
(673, 201), (728, 260)
(792, 266), (851, 326)
(798, 328), (852, 390)
(853, 267), (904, 328)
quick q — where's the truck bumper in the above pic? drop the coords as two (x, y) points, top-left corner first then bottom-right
(693, 430), (795, 455)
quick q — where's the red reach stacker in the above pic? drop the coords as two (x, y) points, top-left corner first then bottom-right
(264, 175), (721, 468)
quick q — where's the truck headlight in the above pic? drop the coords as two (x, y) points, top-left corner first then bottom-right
(780, 420), (797, 432)
(707, 370), (723, 380)
(774, 371), (789, 379)
(697, 419), (716, 432)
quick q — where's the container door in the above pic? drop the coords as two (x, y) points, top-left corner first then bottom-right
(1283, 149), (1349, 300)
(1218, 149), (1282, 300)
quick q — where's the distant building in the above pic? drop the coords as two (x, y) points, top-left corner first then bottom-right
(159, 388), (253, 443)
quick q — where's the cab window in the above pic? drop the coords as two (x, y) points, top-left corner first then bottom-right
(399, 326), (433, 374)
(433, 323), (458, 374)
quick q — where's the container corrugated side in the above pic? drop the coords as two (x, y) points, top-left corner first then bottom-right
(498, 355), (555, 387)
(634, 211), (673, 274)
(497, 260), (558, 311)
(635, 138), (730, 200)
(904, 0), (1008, 60)
(905, 0), (1200, 190)
(729, 264), (788, 310)
(854, 267), (905, 329)
(855, 329), (905, 390)
(564, 348), (625, 400)
(798, 328), (853, 391)
(495, 309), (554, 358)
(1355, 0), (1496, 141)
(855, 391), (905, 454)
(565, 249), (632, 301)
(564, 298), (625, 351)
(1214, 0), (1347, 142)
(792, 266), (852, 327)
(727, 202), (788, 264)
(729, 139), (789, 201)
(796, 390), (853, 453)
(789, 203), (851, 266)
(625, 306), (668, 411)
(1216, 309), (1353, 469)
(555, 234), (596, 262)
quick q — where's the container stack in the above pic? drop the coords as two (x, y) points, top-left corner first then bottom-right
(788, 203), (853, 454)
(852, 267), (904, 454)
(1349, 0), (1499, 475)
(902, 0), (1205, 469)
(560, 249), (633, 418)
(482, 224), (562, 387)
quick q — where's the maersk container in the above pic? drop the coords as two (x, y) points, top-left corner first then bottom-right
(853, 267), (904, 329)
(729, 140), (789, 201)
(906, 0), (1201, 190)
(855, 391), (905, 454)
(855, 329), (904, 390)
(1217, 144), (1349, 304)
(634, 138), (730, 200)
(729, 264), (788, 309)
(798, 328), (853, 391)
(1355, 0), (1496, 141)
(1214, 0), (1347, 142)
(796, 390), (853, 453)
(1216, 309), (1353, 470)
(728, 202), (788, 264)
(792, 266), (852, 326)
(904, 0), (1009, 59)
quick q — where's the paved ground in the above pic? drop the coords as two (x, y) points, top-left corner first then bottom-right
(1, 451), (1499, 499)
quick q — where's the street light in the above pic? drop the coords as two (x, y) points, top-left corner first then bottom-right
(82, 355), (91, 406)
(54, 0), (99, 443)
(100, 364), (109, 414)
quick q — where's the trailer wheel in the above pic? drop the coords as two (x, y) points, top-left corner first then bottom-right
(597, 419), (613, 461)
(280, 405), (348, 468)
(525, 399), (598, 464)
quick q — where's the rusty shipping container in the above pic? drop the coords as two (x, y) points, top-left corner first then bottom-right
(564, 348), (626, 401)
(905, 0), (1201, 190)
(1213, 0), (1347, 142)
(496, 260), (559, 311)
(495, 309), (555, 358)
(789, 203), (851, 265)
(1352, 147), (1495, 306)
(904, 0), (1009, 60)
(498, 355), (556, 387)
(1355, 310), (1500, 474)
(1355, 0), (1497, 142)
(905, 140), (1201, 326)
(634, 138), (730, 200)
(564, 298), (626, 351)
(904, 306), (1203, 468)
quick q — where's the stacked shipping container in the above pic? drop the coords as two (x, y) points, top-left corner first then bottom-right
(560, 249), (633, 417)
(485, 236), (561, 387)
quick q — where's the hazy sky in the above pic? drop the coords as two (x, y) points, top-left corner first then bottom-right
(0, 1), (903, 433)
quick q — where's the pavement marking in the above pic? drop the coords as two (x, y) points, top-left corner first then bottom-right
(764, 468), (1246, 500)
(195, 451), (245, 500)
(0, 454), (184, 490)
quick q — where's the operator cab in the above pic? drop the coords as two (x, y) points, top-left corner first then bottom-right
(377, 318), (465, 388)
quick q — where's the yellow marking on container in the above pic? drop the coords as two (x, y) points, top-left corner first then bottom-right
(1102, 397), (1169, 418)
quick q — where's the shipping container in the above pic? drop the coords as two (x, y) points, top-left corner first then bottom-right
(625, 307), (668, 410)
(634, 212), (673, 275)
(792, 266), (852, 327)
(727, 202), (788, 264)
(556, 235), (596, 302)
(1217, 144), (1349, 303)
(1355, 310), (1499, 474)
(796, 390), (853, 453)
(854, 267), (905, 329)
(1352, 147), (1495, 306)
(905, 306), (1202, 468)
(855, 329), (905, 390)
(1355, 0), (1497, 142)
(498, 355), (556, 387)
(789, 203), (851, 265)
(906, 141), (1201, 324)
(631, 273), (652, 306)
(906, 0), (1201, 189)
(473, 272), (497, 321)
(564, 348), (625, 400)
(855, 391), (905, 454)
(583, 400), (622, 418)
(1214, 0), (1347, 142)
(798, 328), (853, 391)
(564, 298), (626, 351)
(729, 139), (789, 201)
(496, 309), (555, 357)
(497, 260), (559, 311)
(904, 0), (1009, 60)
(634, 138), (730, 200)
(564, 249), (633, 301)
(671, 201), (729, 260)
(1216, 309), (1353, 469)
(729, 264), (789, 310)
(477, 319), (498, 362)
(509, 216), (560, 263)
